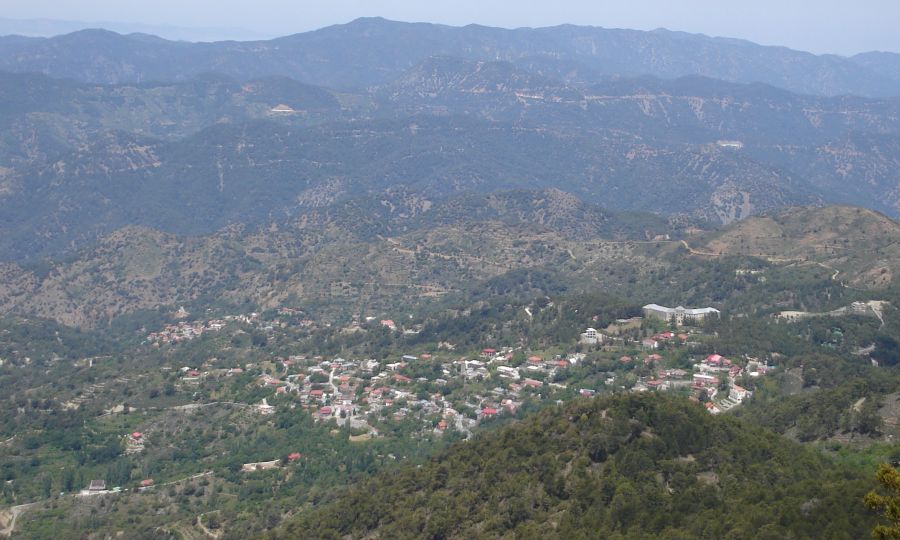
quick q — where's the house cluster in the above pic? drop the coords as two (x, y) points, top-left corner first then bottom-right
(210, 343), (584, 441)
(627, 351), (771, 414)
(147, 311), (319, 347)
(147, 313), (261, 346)
(346, 316), (423, 336)
(639, 330), (695, 350)
(147, 319), (225, 345)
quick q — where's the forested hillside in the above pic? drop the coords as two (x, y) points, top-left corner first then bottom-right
(272, 394), (876, 539)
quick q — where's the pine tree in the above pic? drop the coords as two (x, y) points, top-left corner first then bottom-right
(864, 464), (900, 540)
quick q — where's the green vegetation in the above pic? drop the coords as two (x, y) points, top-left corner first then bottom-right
(864, 464), (900, 540)
(1, 19), (900, 537)
(0, 204), (897, 538)
(273, 394), (876, 539)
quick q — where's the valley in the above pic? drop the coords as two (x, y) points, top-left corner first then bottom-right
(0, 205), (897, 537)
(0, 14), (899, 540)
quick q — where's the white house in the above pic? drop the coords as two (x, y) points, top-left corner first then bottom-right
(579, 327), (603, 345)
(729, 385), (752, 402)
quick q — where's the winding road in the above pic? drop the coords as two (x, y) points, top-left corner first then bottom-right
(0, 502), (38, 537)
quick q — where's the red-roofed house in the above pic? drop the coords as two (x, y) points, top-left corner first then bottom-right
(706, 354), (723, 365)
(380, 319), (397, 330)
(692, 373), (719, 387)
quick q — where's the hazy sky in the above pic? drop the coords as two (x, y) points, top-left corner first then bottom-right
(3, 0), (899, 55)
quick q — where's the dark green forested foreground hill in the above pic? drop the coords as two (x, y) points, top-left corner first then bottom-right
(271, 394), (875, 540)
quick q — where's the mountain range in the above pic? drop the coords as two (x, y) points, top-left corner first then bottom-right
(1, 59), (899, 261)
(0, 18), (897, 277)
(2, 17), (900, 98)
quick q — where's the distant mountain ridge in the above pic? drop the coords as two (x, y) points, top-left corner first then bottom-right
(0, 113), (821, 260)
(0, 17), (899, 97)
(0, 16), (267, 42)
(3, 63), (900, 261)
(1, 21), (899, 262)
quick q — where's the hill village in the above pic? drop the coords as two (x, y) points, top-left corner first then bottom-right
(130, 301), (773, 471)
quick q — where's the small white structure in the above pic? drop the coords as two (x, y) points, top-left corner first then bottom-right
(579, 327), (603, 345)
(269, 104), (296, 114)
(256, 398), (275, 415)
(716, 140), (744, 149)
(729, 385), (752, 402)
(242, 460), (281, 472)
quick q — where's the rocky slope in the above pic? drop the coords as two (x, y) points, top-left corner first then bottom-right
(698, 205), (900, 288)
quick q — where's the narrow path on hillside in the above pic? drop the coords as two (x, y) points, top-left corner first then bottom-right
(815, 262), (842, 284)
(0, 502), (38, 537)
(679, 239), (720, 257)
(680, 239), (814, 266)
(138, 471), (213, 492)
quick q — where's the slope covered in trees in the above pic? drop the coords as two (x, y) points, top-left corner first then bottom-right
(273, 394), (876, 539)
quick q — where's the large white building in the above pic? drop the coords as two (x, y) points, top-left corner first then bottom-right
(643, 304), (720, 326)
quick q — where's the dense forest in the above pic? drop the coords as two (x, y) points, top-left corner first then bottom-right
(272, 394), (877, 539)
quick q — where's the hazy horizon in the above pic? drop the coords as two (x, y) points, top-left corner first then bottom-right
(2, 0), (899, 56)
